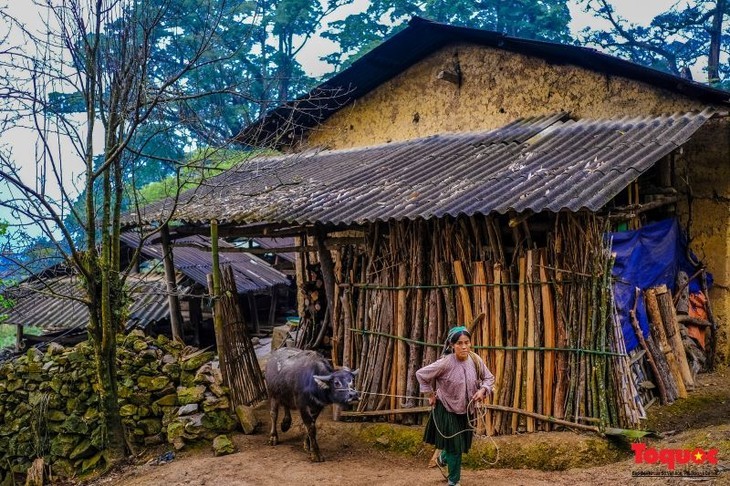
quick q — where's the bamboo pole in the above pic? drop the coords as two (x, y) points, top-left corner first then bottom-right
(512, 255), (527, 433)
(525, 250), (536, 432)
(396, 264), (408, 410)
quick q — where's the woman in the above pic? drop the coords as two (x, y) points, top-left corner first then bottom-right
(416, 326), (495, 486)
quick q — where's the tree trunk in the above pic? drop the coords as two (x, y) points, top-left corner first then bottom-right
(708, 0), (726, 83)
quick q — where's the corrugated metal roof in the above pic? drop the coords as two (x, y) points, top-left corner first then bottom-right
(3, 274), (171, 331)
(120, 234), (290, 293)
(239, 17), (730, 147)
(129, 110), (713, 228)
(250, 237), (296, 263)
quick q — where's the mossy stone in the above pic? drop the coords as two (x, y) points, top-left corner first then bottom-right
(80, 451), (104, 473)
(69, 439), (95, 460)
(154, 394), (178, 407)
(180, 352), (215, 371)
(138, 418), (162, 436)
(62, 415), (89, 434)
(167, 421), (185, 441)
(119, 404), (138, 417)
(212, 434), (235, 456)
(50, 434), (79, 457)
(177, 386), (206, 405)
(201, 411), (237, 432)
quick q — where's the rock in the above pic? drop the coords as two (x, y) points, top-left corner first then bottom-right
(80, 451), (103, 472)
(50, 458), (75, 478)
(166, 421), (185, 441)
(202, 411), (237, 433)
(177, 404), (199, 416)
(69, 439), (94, 460)
(154, 394), (178, 407)
(25, 457), (44, 486)
(171, 436), (186, 450)
(177, 385), (206, 405)
(119, 404), (138, 417)
(212, 435), (236, 456)
(138, 419), (162, 436)
(50, 434), (79, 457)
(202, 395), (229, 412)
(180, 351), (215, 371)
(62, 415), (89, 435)
(235, 405), (259, 434)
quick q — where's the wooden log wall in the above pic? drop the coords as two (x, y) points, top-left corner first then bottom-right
(326, 213), (643, 432)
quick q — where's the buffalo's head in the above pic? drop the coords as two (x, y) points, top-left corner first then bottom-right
(313, 368), (360, 405)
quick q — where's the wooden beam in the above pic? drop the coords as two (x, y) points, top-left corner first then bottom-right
(161, 223), (184, 343)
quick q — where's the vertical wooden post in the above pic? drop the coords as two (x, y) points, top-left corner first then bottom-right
(160, 223), (184, 342)
(189, 297), (202, 347)
(210, 220), (226, 377)
(268, 288), (278, 328)
(248, 294), (260, 335)
(15, 324), (23, 352)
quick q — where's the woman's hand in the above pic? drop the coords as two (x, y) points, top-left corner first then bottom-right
(472, 387), (488, 402)
(428, 394), (436, 407)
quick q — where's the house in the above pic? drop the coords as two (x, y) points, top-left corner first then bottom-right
(126, 17), (730, 433)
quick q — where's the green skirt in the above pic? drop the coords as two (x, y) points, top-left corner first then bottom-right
(423, 400), (473, 454)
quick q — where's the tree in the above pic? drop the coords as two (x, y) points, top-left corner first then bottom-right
(580, 0), (729, 87)
(323, 0), (573, 69)
(52, 0), (351, 250)
(0, 0), (256, 464)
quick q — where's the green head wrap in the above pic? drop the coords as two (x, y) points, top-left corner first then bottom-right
(446, 325), (470, 344)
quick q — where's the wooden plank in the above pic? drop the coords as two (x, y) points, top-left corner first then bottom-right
(511, 255), (527, 433)
(645, 288), (687, 399)
(655, 285), (694, 390)
(539, 251), (555, 423)
(453, 260), (474, 326)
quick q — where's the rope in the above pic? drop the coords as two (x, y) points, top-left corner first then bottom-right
(429, 397), (500, 466)
(349, 328), (626, 357)
(340, 281), (578, 290)
(356, 389), (499, 466)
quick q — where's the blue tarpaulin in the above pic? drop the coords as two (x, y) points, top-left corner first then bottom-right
(610, 218), (708, 352)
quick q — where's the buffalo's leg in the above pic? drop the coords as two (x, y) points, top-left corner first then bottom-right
(301, 407), (323, 462)
(268, 398), (279, 446)
(281, 407), (292, 432)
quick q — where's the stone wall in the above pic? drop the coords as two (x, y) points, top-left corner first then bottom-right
(0, 331), (244, 484)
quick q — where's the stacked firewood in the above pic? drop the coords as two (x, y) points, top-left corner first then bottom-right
(631, 271), (715, 406)
(324, 214), (645, 432)
(295, 263), (329, 349)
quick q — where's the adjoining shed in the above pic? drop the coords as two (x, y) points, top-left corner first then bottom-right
(3, 272), (172, 348)
(124, 17), (730, 434)
(119, 232), (294, 342)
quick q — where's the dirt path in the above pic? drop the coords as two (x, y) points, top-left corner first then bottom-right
(88, 368), (730, 486)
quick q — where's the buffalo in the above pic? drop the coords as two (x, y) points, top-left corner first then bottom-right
(265, 347), (359, 462)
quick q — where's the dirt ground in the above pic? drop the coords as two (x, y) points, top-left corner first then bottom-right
(86, 368), (730, 486)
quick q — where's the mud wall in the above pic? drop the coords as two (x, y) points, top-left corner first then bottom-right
(306, 43), (712, 150)
(676, 118), (730, 363)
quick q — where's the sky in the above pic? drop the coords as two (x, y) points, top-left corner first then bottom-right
(0, 0), (696, 241)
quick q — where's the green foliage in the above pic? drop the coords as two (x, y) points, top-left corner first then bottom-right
(0, 325), (42, 349)
(323, 0), (573, 69)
